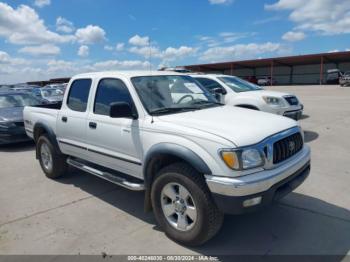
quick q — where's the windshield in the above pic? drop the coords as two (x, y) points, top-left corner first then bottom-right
(219, 76), (262, 92)
(0, 94), (42, 109)
(132, 75), (220, 115)
(41, 89), (64, 98)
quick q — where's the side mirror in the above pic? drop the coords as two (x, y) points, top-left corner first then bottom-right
(110, 102), (138, 119)
(211, 87), (227, 95)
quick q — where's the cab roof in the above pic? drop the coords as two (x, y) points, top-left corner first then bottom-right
(73, 70), (185, 79)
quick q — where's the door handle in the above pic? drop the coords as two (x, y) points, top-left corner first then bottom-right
(62, 116), (68, 123)
(89, 122), (97, 129)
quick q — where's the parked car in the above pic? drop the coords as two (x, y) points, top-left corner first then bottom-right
(327, 69), (343, 84)
(258, 76), (276, 86)
(0, 85), (12, 91)
(159, 67), (192, 73)
(192, 74), (304, 120)
(244, 76), (258, 84)
(0, 91), (45, 145)
(24, 71), (310, 246)
(32, 87), (64, 103)
(11, 85), (36, 92)
(339, 71), (350, 87)
(257, 76), (275, 86)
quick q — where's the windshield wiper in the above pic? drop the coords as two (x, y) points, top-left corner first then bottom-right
(190, 100), (224, 107)
(150, 107), (198, 115)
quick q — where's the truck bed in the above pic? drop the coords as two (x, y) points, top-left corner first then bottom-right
(23, 103), (61, 139)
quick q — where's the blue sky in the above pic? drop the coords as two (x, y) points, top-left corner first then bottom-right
(1, 0), (350, 83)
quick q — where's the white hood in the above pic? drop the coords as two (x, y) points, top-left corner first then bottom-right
(236, 90), (291, 99)
(157, 106), (298, 147)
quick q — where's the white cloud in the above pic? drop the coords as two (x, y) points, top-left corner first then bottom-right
(282, 31), (306, 42)
(56, 17), (75, 33)
(328, 49), (340, 53)
(0, 51), (28, 65)
(34, 0), (51, 8)
(162, 46), (197, 61)
(200, 42), (285, 62)
(90, 60), (151, 71)
(129, 35), (150, 46)
(129, 46), (162, 58)
(104, 45), (114, 51)
(0, 2), (75, 45)
(266, 0), (350, 35)
(0, 51), (29, 78)
(116, 42), (125, 51)
(128, 45), (197, 62)
(78, 45), (89, 57)
(209, 0), (233, 5)
(198, 32), (254, 48)
(18, 44), (60, 56)
(75, 25), (106, 44)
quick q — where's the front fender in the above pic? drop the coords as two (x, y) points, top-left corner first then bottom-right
(143, 143), (212, 176)
(142, 142), (213, 212)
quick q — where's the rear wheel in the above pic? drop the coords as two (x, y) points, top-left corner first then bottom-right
(37, 135), (67, 179)
(151, 163), (224, 246)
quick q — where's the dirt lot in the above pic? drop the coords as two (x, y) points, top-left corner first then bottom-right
(0, 85), (349, 257)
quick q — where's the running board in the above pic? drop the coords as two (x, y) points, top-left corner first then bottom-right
(67, 158), (145, 191)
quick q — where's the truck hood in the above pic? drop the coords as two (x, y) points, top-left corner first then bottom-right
(0, 107), (24, 122)
(157, 106), (297, 147)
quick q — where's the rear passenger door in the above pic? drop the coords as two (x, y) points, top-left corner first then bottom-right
(85, 78), (142, 178)
(56, 78), (92, 159)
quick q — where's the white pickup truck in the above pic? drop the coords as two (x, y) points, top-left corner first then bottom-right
(24, 71), (311, 246)
(191, 74), (304, 120)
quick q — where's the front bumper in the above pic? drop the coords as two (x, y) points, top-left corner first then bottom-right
(0, 128), (31, 145)
(205, 145), (311, 214)
(283, 107), (303, 120)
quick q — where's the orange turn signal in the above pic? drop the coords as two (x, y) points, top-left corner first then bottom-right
(221, 151), (239, 170)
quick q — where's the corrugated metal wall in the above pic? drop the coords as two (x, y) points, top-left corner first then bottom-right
(212, 62), (350, 85)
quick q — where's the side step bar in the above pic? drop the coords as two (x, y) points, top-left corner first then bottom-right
(67, 158), (145, 191)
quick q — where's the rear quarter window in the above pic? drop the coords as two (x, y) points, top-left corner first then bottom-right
(67, 79), (92, 112)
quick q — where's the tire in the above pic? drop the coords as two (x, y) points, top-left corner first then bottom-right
(37, 135), (67, 179)
(151, 162), (224, 246)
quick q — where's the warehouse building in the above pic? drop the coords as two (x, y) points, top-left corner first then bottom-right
(27, 77), (70, 87)
(184, 51), (350, 85)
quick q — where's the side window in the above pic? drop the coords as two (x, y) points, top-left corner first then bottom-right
(195, 78), (223, 91)
(67, 79), (92, 112)
(94, 78), (134, 116)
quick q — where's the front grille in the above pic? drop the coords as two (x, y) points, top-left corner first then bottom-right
(273, 132), (303, 164)
(284, 96), (299, 106)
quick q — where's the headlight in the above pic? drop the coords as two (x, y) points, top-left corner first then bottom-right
(241, 149), (264, 169)
(220, 148), (264, 170)
(263, 96), (284, 106)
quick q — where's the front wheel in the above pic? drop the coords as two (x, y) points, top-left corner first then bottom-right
(37, 135), (67, 179)
(151, 163), (224, 246)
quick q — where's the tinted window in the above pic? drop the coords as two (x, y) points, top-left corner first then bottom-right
(195, 78), (223, 91)
(67, 79), (92, 112)
(94, 78), (133, 116)
(219, 76), (262, 92)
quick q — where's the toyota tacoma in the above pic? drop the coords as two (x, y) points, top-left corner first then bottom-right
(24, 71), (311, 246)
